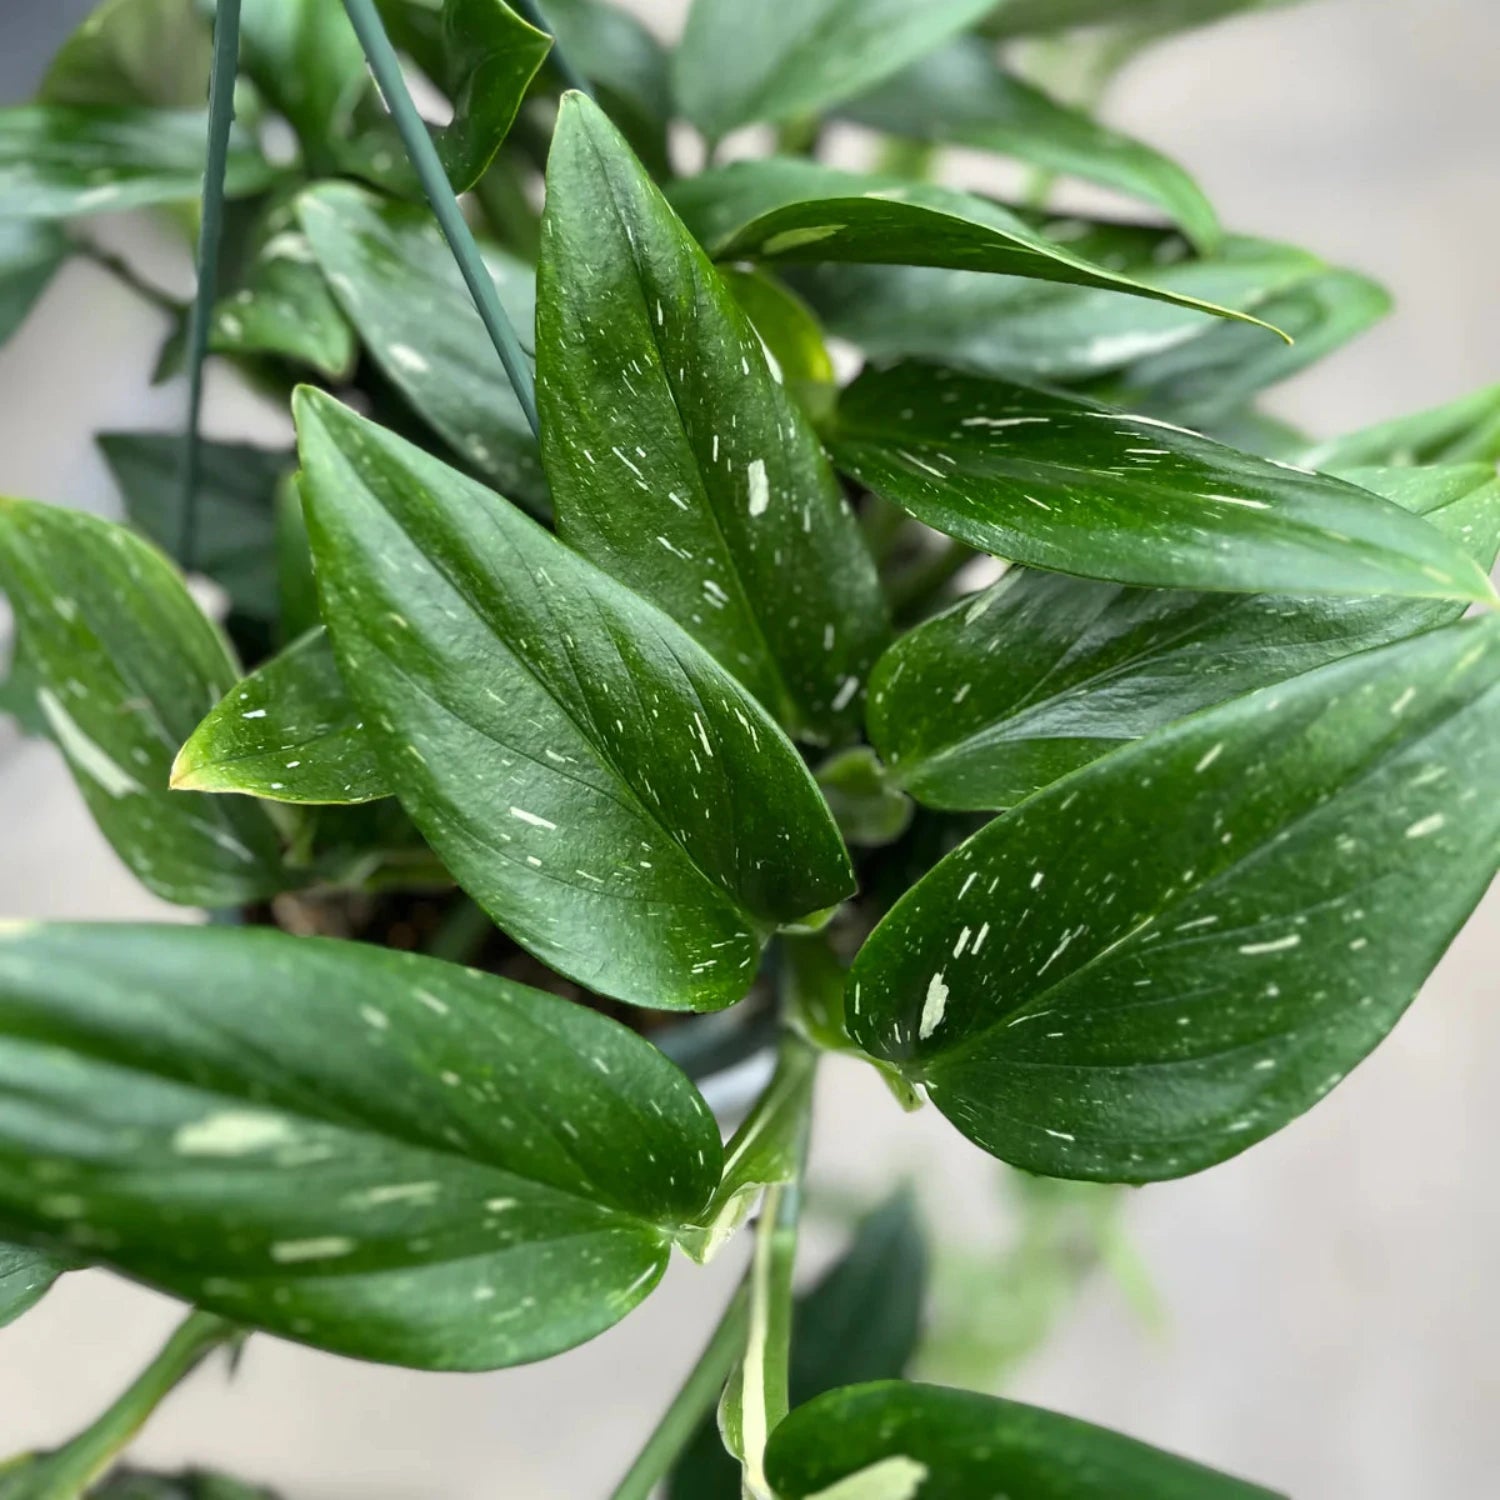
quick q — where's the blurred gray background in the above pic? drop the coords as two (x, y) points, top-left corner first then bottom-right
(2, 1), (1498, 1496)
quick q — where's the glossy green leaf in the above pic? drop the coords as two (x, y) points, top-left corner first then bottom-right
(295, 389), (854, 1010)
(0, 1242), (70, 1330)
(670, 161), (1280, 331)
(173, 626), (389, 805)
(0, 107), (272, 220)
(206, 194), (356, 379)
(231, 0), (367, 151)
(40, 0), (213, 109)
(849, 616), (1500, 1182)
(795, 230), (1317, 385)
(1091, 265), (1391, 431)
(98, 430), (291, 621)
(0, 923), (722, 1369)
(721, 268), (836, 399)
(869, 464), (1500, 810)
(842, 39), (1220, 250)
(766, 1382), (1281, 1499)
(673, 0), (996, 143)
(670, 1191), (928, 1500)
(433, 0), (552, 191)
(536, 96), (887, 742)
(830, 363), (1497, 604)
(0, 220), (67, 347)
(0, 500), (287, 907)
(297, 181), (546, 512)
(1294, 384), (1500, 471)
(367, 0), (552, 190)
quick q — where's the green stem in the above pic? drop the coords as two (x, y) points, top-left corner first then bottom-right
(179, 0), (241, 571)
(73, 240), (181, 315)
(27, 1310), (236, 1498)
(608, 1284), (750, 1500)
(341, 0), (540, 438)
(738, 1177), (802, 1498)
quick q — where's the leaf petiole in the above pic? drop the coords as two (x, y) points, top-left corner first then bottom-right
(17, 1309), (236, 1498)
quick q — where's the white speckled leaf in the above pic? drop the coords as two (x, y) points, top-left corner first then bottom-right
(795, 228), (1318, 385)
(0, 106), (271, 219)
(174, 626), (389, 805)
(869, 464), (1500, 810)
(766, 1382), (1281, 1499)
(297, 181), (547, 512)
(0, 499), (288, 907)
(537, 96), (886, 743)
(294, 389), (854, 1011)
(849, 617), (1500, 1182)
(0, 923), (723, 1370)
(669, 160), (1273, 330)
(830, 363), (1498, 604)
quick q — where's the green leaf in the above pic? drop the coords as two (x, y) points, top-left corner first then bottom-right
(841, 39), (1220, 250)
(985, 0), (1297, 40)
(0, 1242), (70, 1329)
(670, 1191), (928, 1500)
(0, 922), (723, 1369)
(367, 0), (553, 191)
(673, 0), (996, 143)
(869, 464), (1500, 810)
(669, 161), (1280, 331)
(206, 193), (356, 379)
(536, 96), (887, 743)
(0, 219), (67, 347)
(173, 626), (389, 805)
(297, 180), (547, 512)
(1293, 384), (1500, 471)
(849, 616), (1500, 1182)
(0, 500), (287, 907)
(0, 107), (273, 220)
(295, 389), (854, 1010)
(795, 230), (1318, 385)
(432, 0), (552, 192)
(1090, 265), (1391, 431)
(720, 268), (836, 403)
(232, 0), (367, 152)
(40, 0), (212, 109)
(829, 363), (1497, 604)
(765, 1382), (1281, 1499)
(98, 430), (291, 622)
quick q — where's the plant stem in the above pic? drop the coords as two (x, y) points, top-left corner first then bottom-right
(73, 240), (181, 315)
(608, 1284), (749, 1500)
(341, 0), (540, 438)
(179, 0), (241, 572)
(27, 1309), (236, 1498)
(737, 1177), (802, 1499)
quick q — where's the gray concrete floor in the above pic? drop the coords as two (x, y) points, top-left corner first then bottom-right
(2, 2), (1499, 1496)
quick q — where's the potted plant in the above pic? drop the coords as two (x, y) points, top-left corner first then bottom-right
(1, 0), (1496, 1495)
